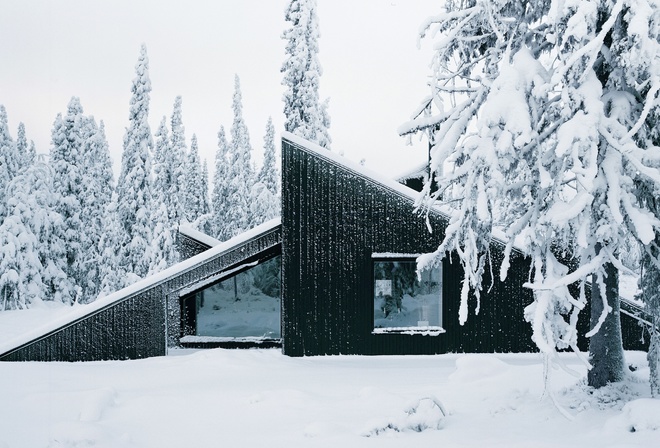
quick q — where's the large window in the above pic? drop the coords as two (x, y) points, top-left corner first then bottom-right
(373, 257), (443, 334)
(181, 255), (281, 340)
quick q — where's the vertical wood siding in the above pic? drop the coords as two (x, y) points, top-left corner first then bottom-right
(282, 138), (544, 356)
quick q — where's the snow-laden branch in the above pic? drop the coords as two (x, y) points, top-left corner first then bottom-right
(553, 0), (624, 83)
(523, 253), (606, 292)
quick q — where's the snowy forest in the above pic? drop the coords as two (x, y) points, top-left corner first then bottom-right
(0, 0), (329, 313)
(0, 47), (284, 308)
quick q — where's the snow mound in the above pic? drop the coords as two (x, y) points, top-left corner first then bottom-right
(362, 396), (446, 436)
(449, 355), (511, 382)
(606, 399), (660, 433)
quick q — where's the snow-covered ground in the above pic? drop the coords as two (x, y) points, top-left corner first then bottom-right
(0, 307), (658, 448)
(0, 349), (658, 447)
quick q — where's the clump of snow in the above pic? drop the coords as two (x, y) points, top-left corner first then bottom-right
(606, 399), (660, 433)
(362, 396), (446, 436)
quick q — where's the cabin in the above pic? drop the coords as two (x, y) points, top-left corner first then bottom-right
(0, 133), (651, 361)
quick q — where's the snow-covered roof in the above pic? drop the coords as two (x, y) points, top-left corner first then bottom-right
(0, 217), (282, 357)
(178, 224), (222, 248)
(394, 161), (428, 183)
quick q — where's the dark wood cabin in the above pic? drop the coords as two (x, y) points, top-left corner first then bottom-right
(0, 133), (650, 362)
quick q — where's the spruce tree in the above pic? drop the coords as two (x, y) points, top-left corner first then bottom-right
(281, 0), (331, 149)
(211, 126), (232, 240)
(181, 133), (206, 223)
(258, 116), (279, 196)
(103, 44), (154, 291)
(50, 97), (87, 303)
(169, 96), (186, 224)
(79, 119), (114, 302)
(250, 116), (280, 226)
(15, 122), (30, 174)
(150, 117), (179, 273)
(226, 75), (254, 236)
(0, 105), (17, 218)
(401, 0), (660, 388)
(0, 162), (72, 307)
(0, 166), (46, 310)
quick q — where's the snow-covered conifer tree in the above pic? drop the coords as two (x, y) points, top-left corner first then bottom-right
(149, 117), (179, 274)
(281, 0), (331, 149)
(103, 44), (154, 291)
(0, 166), (46, 310)
(192, 158), (212, 235)
(181, 133), (206, 223)
(258, 116), (279, 196)
(401, 0), (660, 388)
(211, 126), (232, 240)
(0, 162), (73, 308)
(0, 105), (18, 218)
(200, 158), (210, 217)
(226, 75), (255, 235)
(50, 97), (88, 303)
(79, 119), (114, 302)
(168, 96), (186, 222)
(250, 116), (280, 225)
(15, 122), (31, 173)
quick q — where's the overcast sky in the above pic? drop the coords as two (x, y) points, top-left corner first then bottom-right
(0, 0), (438, 179)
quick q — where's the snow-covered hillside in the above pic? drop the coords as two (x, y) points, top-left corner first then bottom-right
(0, 347), (657, 447)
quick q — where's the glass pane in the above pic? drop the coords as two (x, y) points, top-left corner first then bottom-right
(373, 260), (442, 329)
(194, 255), (281, 338)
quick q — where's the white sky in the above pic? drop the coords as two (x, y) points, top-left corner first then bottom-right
(0, 0), (437, 179)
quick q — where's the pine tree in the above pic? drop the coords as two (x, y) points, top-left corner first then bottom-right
(181, 133), (206, 223)
(0, 162), (72, 308)
(226, 75), (254, 236)
(200, 158), (210, 217)
(0, 166), (46, 310)
(50, 97), (87, 303)
(0, 105), (17, 219)
(150, 117), (179, 273)
(169, 96), (186, 224)
(401, 0), (660, 388)
(103, 44), (154, 292)
(281, 0), (331, 149)
(211, 126), (232, 240)
(258, 116), (279, 196)
(250, 116), (280, 225)
(79, 119), (114, 302)
(15, 122), (30, 174)
(194, 158), (212, 234)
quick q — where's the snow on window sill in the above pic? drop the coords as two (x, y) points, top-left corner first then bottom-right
(372, 327), (445, 336)
(180, 335), (282, 344)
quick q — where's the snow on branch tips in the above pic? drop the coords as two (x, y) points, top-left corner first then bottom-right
(405, 0), (660, 387)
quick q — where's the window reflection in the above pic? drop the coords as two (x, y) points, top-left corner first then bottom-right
(182, 255), (281, 339)
(373, 259), (442, 330)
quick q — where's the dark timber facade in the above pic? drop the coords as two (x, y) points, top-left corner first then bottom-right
(0, 134), (651, 362)
(281, 136), (539, 356)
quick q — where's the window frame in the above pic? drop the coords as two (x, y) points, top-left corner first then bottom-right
(179, 252), (282, 345)
(370, 253), (445, 336)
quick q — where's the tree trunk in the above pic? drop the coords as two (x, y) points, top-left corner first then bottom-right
(588, 246), (625, 388)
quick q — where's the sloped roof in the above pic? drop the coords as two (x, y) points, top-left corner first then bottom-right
(0, 217), (281, 358)
(178, 224), (222, 248)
